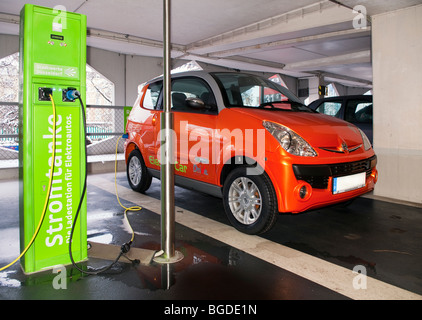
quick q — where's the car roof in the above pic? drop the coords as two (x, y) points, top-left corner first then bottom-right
(146, 70), (270, 83)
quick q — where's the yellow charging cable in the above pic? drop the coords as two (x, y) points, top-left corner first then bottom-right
(114, 135), (141, 243)
(0, 94), (57, 272)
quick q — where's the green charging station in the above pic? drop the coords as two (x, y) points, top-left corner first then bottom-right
(19, 4), (87, 274)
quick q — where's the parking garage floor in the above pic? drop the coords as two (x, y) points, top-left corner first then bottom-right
(0, 172), (421, 302)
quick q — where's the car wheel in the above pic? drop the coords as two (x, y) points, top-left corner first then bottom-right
(127, 149), (152, 193)
(223, 167), (278, 235)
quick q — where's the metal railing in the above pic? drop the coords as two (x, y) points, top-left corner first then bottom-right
(0, 101), (127, 168)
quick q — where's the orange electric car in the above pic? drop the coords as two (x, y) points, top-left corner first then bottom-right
(124, 71), (378, 234)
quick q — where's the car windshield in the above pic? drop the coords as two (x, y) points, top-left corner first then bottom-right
(212, 72), (313, 112)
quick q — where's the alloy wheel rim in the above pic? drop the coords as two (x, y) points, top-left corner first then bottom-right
(228, 177), (262, 225)
(129, 156), (142, 186)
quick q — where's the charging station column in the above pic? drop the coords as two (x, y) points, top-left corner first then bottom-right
(19, 4), (87, 274)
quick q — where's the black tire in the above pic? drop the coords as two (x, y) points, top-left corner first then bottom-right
(126, 149), (152, 193)
(222, 167), (278, 235)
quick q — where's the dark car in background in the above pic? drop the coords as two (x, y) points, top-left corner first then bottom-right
(308, 95), (373, 144)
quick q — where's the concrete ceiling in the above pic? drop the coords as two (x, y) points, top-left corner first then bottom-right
(1, 0), (421, 88)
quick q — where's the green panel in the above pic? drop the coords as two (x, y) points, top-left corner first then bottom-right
(124, 106), (132, 132)
(19, 4), (87, 274)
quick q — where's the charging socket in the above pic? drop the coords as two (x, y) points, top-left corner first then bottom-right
(62, 88), (79, 102)
(38, 87), (53, 101)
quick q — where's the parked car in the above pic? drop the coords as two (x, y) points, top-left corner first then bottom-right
(308, 95), (373, 143)
(124, 71), (378, 234)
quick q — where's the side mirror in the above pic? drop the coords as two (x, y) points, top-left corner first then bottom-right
(186, 97), (205, 110)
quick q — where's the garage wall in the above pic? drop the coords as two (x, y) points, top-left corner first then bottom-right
(372, 4), (422, 204)
(86, 47), (125, 105)
(85, 47), (164, 106)
(124, 54), (163, 106)
(0, 34), (18, 59)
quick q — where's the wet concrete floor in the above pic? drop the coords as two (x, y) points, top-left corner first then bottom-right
(0, 172), (421, 301)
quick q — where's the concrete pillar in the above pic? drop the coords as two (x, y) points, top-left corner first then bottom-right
(125, 55), (163, 106)
(307, 75), (324, 104)
(372, 5), (422, 204)
(279, 74), (298, 96)
(0, 34), (18, 59)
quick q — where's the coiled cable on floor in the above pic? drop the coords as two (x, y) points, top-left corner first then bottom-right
(0, 94), (57, 272)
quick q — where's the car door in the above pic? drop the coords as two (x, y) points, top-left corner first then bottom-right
(344, 98), (373, 143)
(137, 80), (163, 169)
(169, 77), (218, 185)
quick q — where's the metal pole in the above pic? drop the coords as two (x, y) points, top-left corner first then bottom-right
(154, 0), (182, 264)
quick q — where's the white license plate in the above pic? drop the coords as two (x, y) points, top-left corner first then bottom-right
(332, 172), (366, 194)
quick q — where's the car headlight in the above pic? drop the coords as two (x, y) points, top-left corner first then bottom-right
(358, 128), (372, 151)
(263, 121), (317, 157)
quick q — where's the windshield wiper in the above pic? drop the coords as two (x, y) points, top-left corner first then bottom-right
(229, 100), (315, 112)
(258, 100), (293, 108)
(258, 100), (316, 112)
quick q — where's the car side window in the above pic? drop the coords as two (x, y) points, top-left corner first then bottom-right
(345, 100), (373, 123)
(316, 102), (342, 117)
(170, 77), (218, 114)
(142, 81), (163, 110)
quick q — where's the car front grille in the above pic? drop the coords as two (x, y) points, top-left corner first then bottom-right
(292, 156), (377, 189)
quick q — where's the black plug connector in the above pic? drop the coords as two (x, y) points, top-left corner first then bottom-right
(63, 88), (80, 102)
(120, 241), (132, 254)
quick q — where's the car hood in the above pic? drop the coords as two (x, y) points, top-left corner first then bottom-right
(231, 108), (363, 148)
